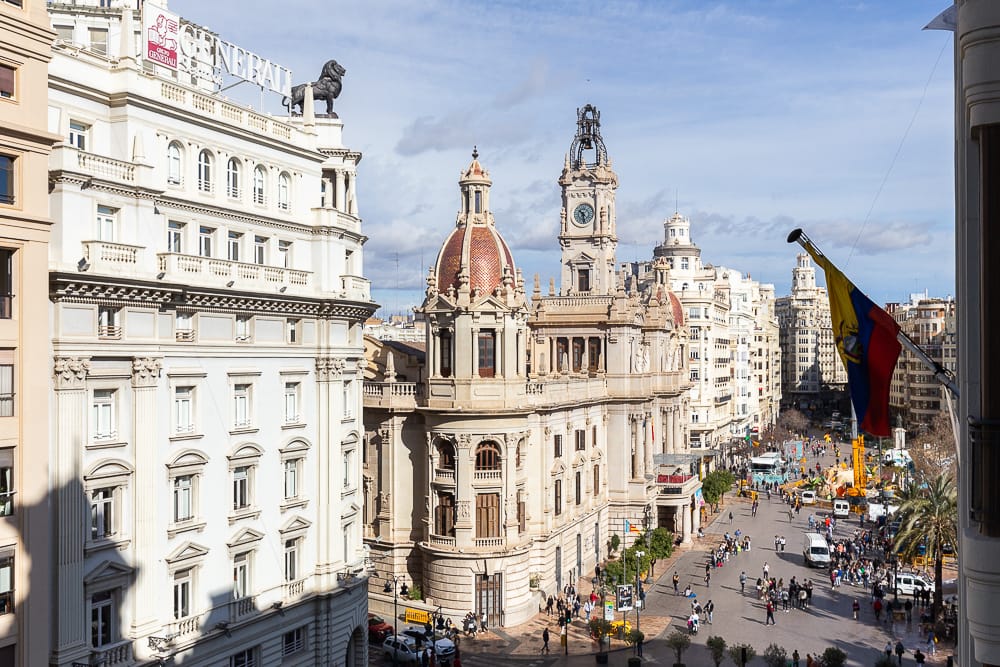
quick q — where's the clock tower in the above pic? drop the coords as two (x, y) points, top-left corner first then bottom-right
(558, 104), (619, 296)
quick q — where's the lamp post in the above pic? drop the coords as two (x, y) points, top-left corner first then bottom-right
(383, 575), (409, 665)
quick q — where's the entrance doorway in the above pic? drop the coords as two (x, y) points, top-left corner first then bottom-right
(475, 573), (504, 627)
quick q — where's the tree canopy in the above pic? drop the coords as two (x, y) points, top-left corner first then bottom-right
(894, 472), (958, 615)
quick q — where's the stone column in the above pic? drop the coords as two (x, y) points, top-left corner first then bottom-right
(681, 502), (692, 545)
(471, 327), (479, 376)
(52, 357), (91, 663)
(314, 356), (344, 586)
(673, 407), (683, 452)
(334, 170), (345, 212)
(666, 409), (675, 455)
(692, 496), (701, 534)
(130, 358), (161, 637)
(630, 417), (639, 479)
(644, 413), (654, 473)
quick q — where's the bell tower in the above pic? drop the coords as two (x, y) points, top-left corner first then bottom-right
(558, 104), (619, 296)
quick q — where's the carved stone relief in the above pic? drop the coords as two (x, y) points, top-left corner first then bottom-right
(131, 357), (162, 388)
(53, 357), (90, 390)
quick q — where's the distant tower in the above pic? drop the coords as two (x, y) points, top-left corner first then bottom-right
(558, 105), (618, 295)
(791, 252), (817, 291)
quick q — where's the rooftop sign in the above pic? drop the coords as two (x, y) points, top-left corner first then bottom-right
(143, 2), (292, 97)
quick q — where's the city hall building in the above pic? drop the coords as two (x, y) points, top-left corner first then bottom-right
(363, 106), (702, 627)
(45, 1), (374, 665)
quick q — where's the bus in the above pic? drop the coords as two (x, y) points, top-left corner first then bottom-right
(749, 452), (787, 484)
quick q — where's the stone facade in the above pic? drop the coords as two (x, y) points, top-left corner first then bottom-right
(45, 2), (374, 665)
(0, 0), (57, 663)
(775, 252), (847, 411)
(363, 107), (699, 628)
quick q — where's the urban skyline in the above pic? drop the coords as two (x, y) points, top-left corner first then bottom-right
(171, 0), (958, 315)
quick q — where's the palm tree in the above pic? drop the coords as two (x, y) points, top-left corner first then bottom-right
(893, 473), (957, 617)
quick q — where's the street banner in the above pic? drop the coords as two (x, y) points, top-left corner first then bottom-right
(143, 2), (179, 70)
(616, 584), (634, 612)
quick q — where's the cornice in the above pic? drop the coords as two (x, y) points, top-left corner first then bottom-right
(49, 170), (165, 200)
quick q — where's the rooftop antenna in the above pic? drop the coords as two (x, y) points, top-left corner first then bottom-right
(394, 252), (399, 317)
(675, 189), (679, 214)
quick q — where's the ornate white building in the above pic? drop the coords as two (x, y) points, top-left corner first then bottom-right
(775, 252), (847, 412)
(624, 212), (781, 454)
(45, 2), (374, 665)
(363, 106), (698, 628)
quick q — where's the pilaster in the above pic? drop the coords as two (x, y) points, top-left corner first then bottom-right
(314, 356), (344, 587)
(51, 356), (91, 664)
(130, 357), (161, 638)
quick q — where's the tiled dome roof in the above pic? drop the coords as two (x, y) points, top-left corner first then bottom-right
(435, 221), (516, 295)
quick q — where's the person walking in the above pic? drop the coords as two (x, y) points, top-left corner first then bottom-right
(805, 653), (814, 667)
(763, 562), (770, 580)
(765, 599), (776, 625)
(541, 627), (550, 654)
(852, 599), (860, 620)
(480, 611), (488, 635)
(895, 640), (905, 666)
(705, 599), (715, 624)
(673, 571), (680, 595)
(705, 570), (711, 587)
(926, 629), (936, 656)
(792, 649), (800, 666)
(729, 510), (734, 525)
(914, 648), (926, 665)
(739, 570), (747, 594)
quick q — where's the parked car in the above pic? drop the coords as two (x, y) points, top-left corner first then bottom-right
(891, 572), (935, 597)
(368, 613), (394, 644)
(399, 626), (456, 664)
(382, 635), (421, 664)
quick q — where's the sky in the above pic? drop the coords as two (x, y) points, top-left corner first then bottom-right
(169, 0), (957, 317)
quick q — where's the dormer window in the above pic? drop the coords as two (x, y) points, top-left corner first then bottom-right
(474, 190), (482, 214)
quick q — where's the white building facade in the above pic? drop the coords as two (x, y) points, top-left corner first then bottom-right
(46, 2), (374, 665)
(775, 252), (847, 413)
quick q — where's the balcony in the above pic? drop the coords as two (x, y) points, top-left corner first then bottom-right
(341, 274), (371, 301)
(285, 578), (306, 599)
(91, 639), (133, 666)
(473, 470), (502, 481)
(474, 537), (505, 549)
(157, 252), (312, 294)
(98, 325), (122, 340)
(175, 330), (196, 342)
(82, 240), (143, 275)
(167, 614), (201, 641)
(433, 468), (455, 484)
(229, 595), (256, 623)
(363, 382), (421, 410)
(428, 534), (456, 548)
(159, 82), (295, 144)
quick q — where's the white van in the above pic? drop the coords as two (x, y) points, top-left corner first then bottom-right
(800, 490), (817, 505)
(802, 532), (831, 567)
(833, 499), (851, 518)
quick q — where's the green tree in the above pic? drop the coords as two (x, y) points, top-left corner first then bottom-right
(817, 646), (846, 667)
(893, 473), (958, 616)
(701, 470), (736, 510)
(777, 408), (809, 439)
(728, 643), (756, 667)
(762, 643), (787, 667)
(649, 527), (675, 561)
(609, 533), (621, 555)
(665, 631), (691, 665)
(706, 636), (727, 667)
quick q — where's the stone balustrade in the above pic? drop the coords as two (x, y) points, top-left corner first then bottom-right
(157, 252), (312, 293)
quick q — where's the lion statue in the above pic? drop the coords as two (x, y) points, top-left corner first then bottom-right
(283, 59), (346, 117)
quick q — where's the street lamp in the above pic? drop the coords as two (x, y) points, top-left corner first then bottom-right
(383, 575), (409, 665)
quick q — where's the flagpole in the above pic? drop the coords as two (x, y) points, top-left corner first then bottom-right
(786, 229), (960, 399)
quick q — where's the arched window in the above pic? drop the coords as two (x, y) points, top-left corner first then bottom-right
(227, 158), (241, 198)
(475, 442), (501, 472)
(436, 441), (455, 470)
(278, 172), (290, 211)
(253, 166), (266, 205)
(167, 142), (182, 185)
(197, 150), (212, 192)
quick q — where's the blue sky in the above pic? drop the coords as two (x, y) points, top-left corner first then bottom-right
(169, 0), (956, 317)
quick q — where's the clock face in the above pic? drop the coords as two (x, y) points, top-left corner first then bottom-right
(573, 203), (595, 225)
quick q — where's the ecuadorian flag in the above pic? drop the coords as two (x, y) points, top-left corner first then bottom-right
(803, 247), (901, 437)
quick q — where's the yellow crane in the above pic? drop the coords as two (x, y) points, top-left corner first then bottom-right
(852, 435), (867, 489)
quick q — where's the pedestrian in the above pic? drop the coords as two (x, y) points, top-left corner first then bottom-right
(914, 648), (925, 665)
(705, 570), (711, 586)
(852, 598), (860, 620)
(806, 653), (814, 667)
(637, 633), (644, 657)
(874, 598), (883, 622)
(763, 562), (769, 580)
(673, 571), (680, 595)
(792, 649), (800, 667)
(885, 640), (893, 657)
(926, 629), (936, 655)
(739, 570), (747, 594)
(780, 536), (786, 552)
(480, 611), (488, 634)
(765, 599), (776, 625)
(705, 599), (714, 624)
(541, 627), (550, 654)
(729, 510), (734, 524)
(904, 599), (913, 622)
(895, 640), (905, 666)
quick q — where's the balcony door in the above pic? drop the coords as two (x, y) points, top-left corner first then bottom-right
(475, 573), (503, 628)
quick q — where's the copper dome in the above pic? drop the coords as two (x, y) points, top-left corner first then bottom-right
(435, 221), (516, 295)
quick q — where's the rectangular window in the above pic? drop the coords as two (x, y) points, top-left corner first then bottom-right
(575, 471), (582, 505)
(284, 459), (299, 500)
(0, 363), (12, 417)
(284, 539), (299, 582)
(475, 493), (500, 538)
(474, 190), (482, 213)
(554, 479), (562, 516)
(0, 64), (14, 100)
(173, 569), (191, 619)
(231, 648), (258, 667)
(69, 121), (88, 150)
(0, 553), (11, 615)
(553, 434), (562, 458)
(343, 380), (353, 419)
(175, 312), (194, 341)
(96, 205), (116, 241)
(233, 552), (250, 600)
(342, 450), (353, 489)
(198, 226), (214, 257)
(235, 315), (251, 342)
(284, 382), (299, 424)
(517, 490), (525, 533)
(91, 590), (114, 648)
(92, 389), (115, 440)
(282, 628), (305, 656)
(435, 492), (455, 536)
(54, 24), (73, 42)
(232, 465), (250, 510)
(0, 449), (12, 517)
(233, 384), (250, 428)
(593, 464), (600, 496)
(90, 487), (115, 539)
(477, 330), (495, 378)
(227, 231), (242, 262)
(253, 236), (266, 265)
(0, 248), (10, 319)
(88, 27), (108, 54)
(173, 475), (193, 522)
(167, 221), (184, 253)
(278, 240), (292, 268)
(174, 386), (194, 433)
(575, 429), (585, 451)
(286, 318), (299, 344)
(0, 155), (13, 205)
(343, 522), (352, 562)
(577, 269), (590, 293)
